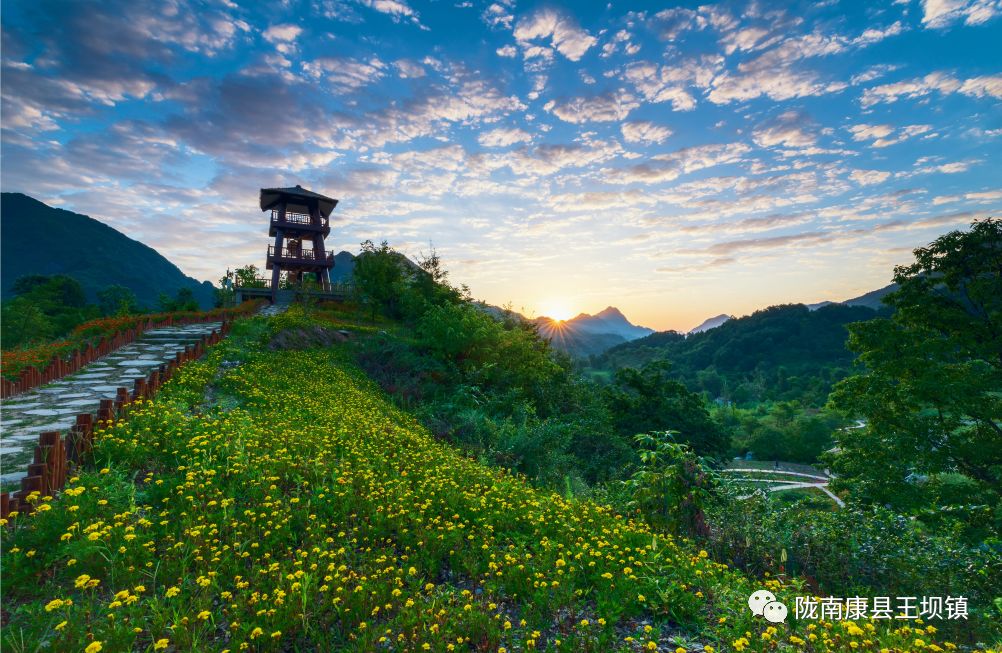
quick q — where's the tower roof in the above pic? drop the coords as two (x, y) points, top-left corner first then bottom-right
(260, 184), (338, 218)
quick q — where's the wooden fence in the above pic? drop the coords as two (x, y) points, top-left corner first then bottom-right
(1, 320), (232, 520)
(1, 303), (259, 399)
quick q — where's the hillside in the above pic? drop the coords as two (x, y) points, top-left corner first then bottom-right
(0, 309), (957, 652)
(596, 303), (887, 405)
(0, 193), (215, 309)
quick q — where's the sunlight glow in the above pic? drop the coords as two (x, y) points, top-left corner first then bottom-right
(539, 300), (574, 322)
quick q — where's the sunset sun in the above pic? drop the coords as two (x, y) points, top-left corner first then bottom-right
(540, 300), (574, 322)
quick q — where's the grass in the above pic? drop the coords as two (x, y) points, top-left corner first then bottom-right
(0, 311), (970, 652)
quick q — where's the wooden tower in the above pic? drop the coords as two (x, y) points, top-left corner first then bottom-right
(261, 185), (337, 301)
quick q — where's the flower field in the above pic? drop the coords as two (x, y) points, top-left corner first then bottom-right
(0, 314), (977, 652)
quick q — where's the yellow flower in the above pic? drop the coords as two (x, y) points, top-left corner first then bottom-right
(85, 643), (103, 653)
(197, 610), (211, 620)
(154, 640), (169, 651)
(45, 599), (65, 612)
(55, 621), (68, 631)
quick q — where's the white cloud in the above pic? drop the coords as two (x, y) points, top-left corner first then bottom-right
(514, 9), (597, 62)
(358, 0), (424, 27)
(478, 127), (532, 147)
(393, 59), (425, 78)
(496, 45), (517, 57)
(752, 111), (816, 148)
(861, 72), (1002, 107)
(482, 2), (514, 29)
(605, 143), (750, 184)
(621, 121), (673, 144)
(850, 169), (892, 186)
(302, 57), (386, 89)
(848, 123), (933, 147)
(921, 0), (1002, 28)
(263, 24), (301, 42)
(543, 90), (639, 124)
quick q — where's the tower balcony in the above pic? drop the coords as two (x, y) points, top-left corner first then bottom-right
(268, 210), (331, 237)
(266, 245), (334, 270)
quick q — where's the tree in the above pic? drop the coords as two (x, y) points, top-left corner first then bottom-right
(97, 285), (139, 315)
(827, 218), (1002, 532)
(158, 287), (200, 312)
(8, 274), (94, 336)
(353, 240), (407, 320)
(604, 359), (729, 456)
(1, 298), (54, 347)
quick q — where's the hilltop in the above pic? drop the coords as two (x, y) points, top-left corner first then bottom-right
(0, 193), (215, 309)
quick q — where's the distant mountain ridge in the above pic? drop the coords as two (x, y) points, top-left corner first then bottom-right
(1, 193), (215, 309)
(689, 313), (733, 334)
(534, 306), (653, 357)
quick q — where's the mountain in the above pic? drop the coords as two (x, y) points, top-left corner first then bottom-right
(689, 313), (733, 334)
(808, 283), (898, 311)
(535, 306), (653, 357)
(1, 193), (215, 309)
(564, 306), (654, 340)
(596, 302), (889, 405)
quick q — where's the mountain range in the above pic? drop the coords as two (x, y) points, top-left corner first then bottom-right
(532, 306), (654, 357)
(1, 193), (215, 309)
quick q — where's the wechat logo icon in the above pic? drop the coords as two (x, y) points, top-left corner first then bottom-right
(748, 589), (788, 623)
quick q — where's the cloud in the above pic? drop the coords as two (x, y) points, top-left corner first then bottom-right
(357, 0), (425, 27)
(648, 7), (707, 40)
(752, 111), (816, 148)
(302, 57), (386, 89)
(921, 0), (1002, 28)
(263, 23), (302, 43)
(478, 127), (532, 147)
(861, 72), (1002, 107)
(605, 143), (751, 184)
(514, 8), (597, 61)
(496, 45), (517, 57)
(621, 121), (673, 144)
(848, 123), (933, 147)
(544, 90), (639, 124)
(850, 169), (892, 186)
(623, 60), (712, 110)
(482, 2), (514, 29)
(932, 189), (1002, 204)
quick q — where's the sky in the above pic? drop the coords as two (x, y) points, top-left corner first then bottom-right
(2, 0), (1001, 331)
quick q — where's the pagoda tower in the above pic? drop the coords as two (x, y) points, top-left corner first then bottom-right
(261, 185), (337, 301)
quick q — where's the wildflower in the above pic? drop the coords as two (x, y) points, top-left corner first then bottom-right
(154, 640), (169, 650)
(85, 643), (103, 653)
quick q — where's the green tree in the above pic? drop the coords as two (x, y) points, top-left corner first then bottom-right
(97, 285), (139, 315)
(604, 359), (729, 456)
(625, 432), (720, 537)
(1, 297), (54, 347)
(8, 274), (94, 336)
(353, 240), (407, 320)
(827, 218), (1002, 533)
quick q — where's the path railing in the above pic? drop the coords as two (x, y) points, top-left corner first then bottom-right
(1, 320), (232, 520)
(0, 302), (260, 399)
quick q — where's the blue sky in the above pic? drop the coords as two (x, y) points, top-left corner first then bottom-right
(2, 0), (1000, 329)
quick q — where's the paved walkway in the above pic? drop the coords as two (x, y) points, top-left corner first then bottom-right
(0, 322), (222, 486)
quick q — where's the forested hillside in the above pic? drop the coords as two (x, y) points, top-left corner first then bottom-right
(594, 303), (887, 405)
(0, 193), (214, 309)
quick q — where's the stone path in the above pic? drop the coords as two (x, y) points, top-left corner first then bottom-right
(0, 322), (222, 487)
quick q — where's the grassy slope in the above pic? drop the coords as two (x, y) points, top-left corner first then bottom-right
(0, 314), (961, 652)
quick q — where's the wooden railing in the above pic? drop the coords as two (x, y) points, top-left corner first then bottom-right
(270, 210), (327, 228)
(1, 322), (232, 520)
(267, 245), (334, 265)
(0, 302), (261, 399)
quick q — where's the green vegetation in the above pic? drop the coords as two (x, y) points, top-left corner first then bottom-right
(0, 192), (214, 309)
(1, 274), (210, 350)
(593, 303), (886, 407)
(827, 217), (1002, 540)
(0, 309), (976, 652)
